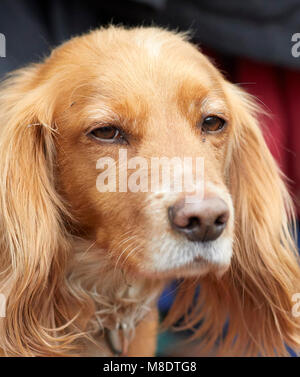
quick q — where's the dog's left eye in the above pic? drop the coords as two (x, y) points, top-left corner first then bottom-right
(201, 116), (226, 133)
(88, 126), (125, 143)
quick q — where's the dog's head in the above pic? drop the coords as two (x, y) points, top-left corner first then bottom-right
(53, 27), (235, 279)
(0, 26), (299, 356)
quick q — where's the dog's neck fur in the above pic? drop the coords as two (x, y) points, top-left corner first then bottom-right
(68, 239), (163, 355)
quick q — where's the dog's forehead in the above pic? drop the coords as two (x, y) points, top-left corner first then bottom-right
(54, 28), (228, 135)
(91, 33), (217, 95)
(85, 34), (223, 109)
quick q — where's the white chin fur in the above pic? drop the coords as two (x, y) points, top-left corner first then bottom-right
(148, 236), (233, 276)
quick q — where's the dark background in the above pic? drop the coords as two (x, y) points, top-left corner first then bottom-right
(1, 0), (300, 76)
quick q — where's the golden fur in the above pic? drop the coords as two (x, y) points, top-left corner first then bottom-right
(0, 26), (299, 356)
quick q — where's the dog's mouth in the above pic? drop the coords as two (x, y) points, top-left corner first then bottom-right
(137, 237), (233, 279)
(192, 254), (230, 277)
(193, 255), (206, 263)
(173, 253), (230, 279)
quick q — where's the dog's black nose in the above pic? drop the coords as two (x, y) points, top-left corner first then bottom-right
(168, 197), (229, 242)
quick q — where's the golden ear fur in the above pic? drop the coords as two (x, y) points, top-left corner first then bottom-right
(0, 66), (88, 356)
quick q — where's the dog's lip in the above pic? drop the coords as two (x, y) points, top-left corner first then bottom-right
(193, 255), (205, 263)
(191, 255), (229, 278)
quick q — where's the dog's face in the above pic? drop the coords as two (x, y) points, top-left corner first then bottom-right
(52, 28), (234, 278)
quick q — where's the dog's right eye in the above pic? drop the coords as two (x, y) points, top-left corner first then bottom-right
(201, 116), (226, 134)
(88, 126), (125, 143)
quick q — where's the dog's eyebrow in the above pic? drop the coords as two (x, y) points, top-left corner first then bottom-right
(86, 105), (121, 124)
(84, 95), (149, 135)
(185, 96), (228, 121)
(200, 96), (229, 118)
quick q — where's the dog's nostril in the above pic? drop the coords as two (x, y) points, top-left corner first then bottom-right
(215, 214), (227, 226)
(186, 217), (200, 230)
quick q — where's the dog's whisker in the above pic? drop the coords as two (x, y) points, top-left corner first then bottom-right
(120, 245), (141, 269)
(113, 237), (138, 275)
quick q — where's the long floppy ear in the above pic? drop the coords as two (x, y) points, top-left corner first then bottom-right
(0, 66), (84, 356)
(164, 83), (300, 356)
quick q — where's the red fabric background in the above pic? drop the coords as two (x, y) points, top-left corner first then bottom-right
(236, 60), (300, 214)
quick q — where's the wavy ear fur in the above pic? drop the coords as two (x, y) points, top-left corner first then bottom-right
(164, 83), (300, 356)
(0, 66), (86, 356)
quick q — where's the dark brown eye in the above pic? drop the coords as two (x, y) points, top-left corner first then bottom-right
(88, 126), (124, 143)
(201, 116), (226, 133)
